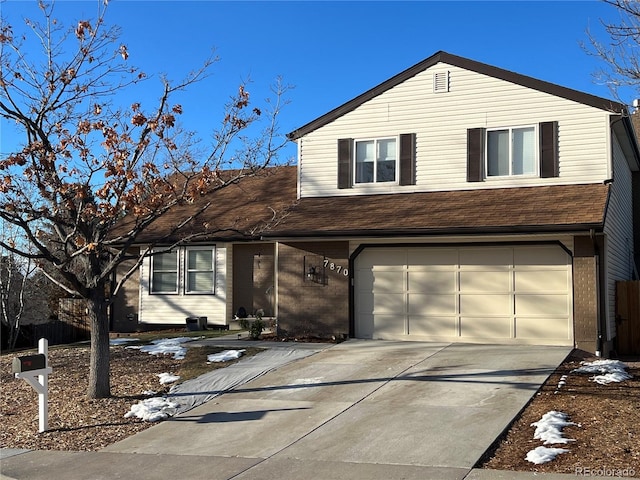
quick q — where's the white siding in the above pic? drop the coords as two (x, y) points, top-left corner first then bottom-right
(139, 245), (228, 325)
(603, 135), (635, 340)
(299, 63), (611, 198)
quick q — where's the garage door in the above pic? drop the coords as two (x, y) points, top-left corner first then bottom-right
(354, 245), (572, 345)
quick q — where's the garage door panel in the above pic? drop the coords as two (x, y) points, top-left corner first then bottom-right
(460, 317), (512, 338)
(460, 294), (511, 315)
(373, 315), (405, 336)
(372, 270), (404, 293)
(516, 294), (569, 316)
(408, 294), (456, 315)
(408, 271), (455, 293)
(460, 271), (510, 293)
(516, 317), (570, 339)
(515, 270), (568, 293)
(408, 248), (458, 265)
(459, 248), (512, 267)
(408, 316), (457, 336)
(515, 246), (566, 265)
(361, 249), (406, 266)
(373, 293), (405, 314)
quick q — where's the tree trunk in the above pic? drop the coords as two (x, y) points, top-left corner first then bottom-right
(87, 285), (111, 398)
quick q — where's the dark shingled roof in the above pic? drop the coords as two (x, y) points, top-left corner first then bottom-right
(122, 166), (610, 243)
(120, 166), (299, 244)
(266, 183), (610, 238)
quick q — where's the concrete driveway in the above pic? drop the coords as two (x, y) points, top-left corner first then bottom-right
(1, 340), (572, 480)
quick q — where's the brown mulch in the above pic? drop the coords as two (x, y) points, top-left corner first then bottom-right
(480, 350), (640, 475)
(1, 343), (638, 477)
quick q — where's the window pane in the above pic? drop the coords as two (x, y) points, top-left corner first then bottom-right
(154, 251), (177, 271)
(188, 250), (212, 270)
(512, 127), (536, 175)
(188, 272), (213, 292)
(376, 139), (396, 182)
(152, 272), (177, 293)
(355, 140), (374, 183)
(487, 130), (509, 176)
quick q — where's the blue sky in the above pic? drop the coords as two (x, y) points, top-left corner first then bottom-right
(0, 0), (634, 162)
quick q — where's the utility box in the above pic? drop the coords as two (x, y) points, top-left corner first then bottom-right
(186, 316), (207, 331)
(12, 354), (47, 373)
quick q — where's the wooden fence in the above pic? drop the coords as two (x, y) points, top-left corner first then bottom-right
(616, 280), (640, 356)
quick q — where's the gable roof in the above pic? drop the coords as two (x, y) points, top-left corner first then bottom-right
(265, 183), (610, 238)
(287, 51), (628, 141)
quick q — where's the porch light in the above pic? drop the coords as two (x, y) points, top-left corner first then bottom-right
(307, 265), (318, 281)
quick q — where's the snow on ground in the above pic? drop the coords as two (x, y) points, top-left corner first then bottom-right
(124, 397), (179, 422)
(526, 359), (632, 464)
(125, 336), (199, 360)
(531, 411), (579, 445)
(571, 359), (632, 385)
(207, 349), (245, 363)
(157, 372), (180, 384)
(526, 411), (579, 464)
(526, 446), (571, 465)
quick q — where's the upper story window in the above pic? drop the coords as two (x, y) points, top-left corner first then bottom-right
(355, 138), (397, 184)
(486, 126), (537, 177)
(186, 247), (215, 294)
(151, 250), (178, 294)
(467, 122), (558, 182)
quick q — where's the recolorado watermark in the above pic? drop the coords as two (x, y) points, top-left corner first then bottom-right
(575, 466), (637, 477)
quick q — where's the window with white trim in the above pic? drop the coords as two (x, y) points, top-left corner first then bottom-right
(186, 247), (215, 294)
(354, 137), (397, 184)
(150, 250), (179, 294)
(486, 125), (537, 177)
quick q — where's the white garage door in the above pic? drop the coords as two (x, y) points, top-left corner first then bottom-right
(354, 245), (572, 345)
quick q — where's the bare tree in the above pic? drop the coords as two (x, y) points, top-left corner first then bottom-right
(0, 1), (289, 398)
(586, 0), (640, 101)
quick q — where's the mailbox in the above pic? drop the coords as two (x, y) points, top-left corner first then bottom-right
(12, 354), (47, 373)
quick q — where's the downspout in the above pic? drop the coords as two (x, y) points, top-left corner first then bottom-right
(590, 228), (603, 357)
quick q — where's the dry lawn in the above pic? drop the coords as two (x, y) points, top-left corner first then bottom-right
(0, 339), (260, 451)
(0, 342), (638, 476)
(480, 350), (640, 475)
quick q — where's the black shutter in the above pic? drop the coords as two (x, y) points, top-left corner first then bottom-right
(337, 138), (353, 189)
(540, 121), (559, 178)
(399, 133), (416, 186)
(467, 128), (485, 182)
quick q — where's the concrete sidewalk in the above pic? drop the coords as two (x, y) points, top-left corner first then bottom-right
(2, 340), (599, 480)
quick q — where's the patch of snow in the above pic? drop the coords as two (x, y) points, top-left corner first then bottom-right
(127, 337), (196, 360)
(207, 349), (246, 363)
(571, 359), (632, 385)
(531, 410), (579, 444)
(554, 374), (568, 394)
(157, 372), (180, 384)
(110, 338), (139, 346)
(525, 446), (571, 464)
(124, 397), (178, 422)
(142, 390), (157, 396)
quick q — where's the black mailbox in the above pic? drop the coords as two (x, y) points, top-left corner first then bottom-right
(12, 354), (47, 373)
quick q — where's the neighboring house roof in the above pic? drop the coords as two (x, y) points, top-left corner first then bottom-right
(265, 183), (610, 238)
(287, 51), (628, 141)
(121, 165), (299, 244)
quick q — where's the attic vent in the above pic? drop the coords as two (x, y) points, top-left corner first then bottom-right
(433, 71), (449, 93)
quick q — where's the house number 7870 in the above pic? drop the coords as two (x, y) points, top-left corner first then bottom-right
(323, 258), (349, 276)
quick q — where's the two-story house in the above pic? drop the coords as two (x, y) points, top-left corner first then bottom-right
(113, 51), (639, 356)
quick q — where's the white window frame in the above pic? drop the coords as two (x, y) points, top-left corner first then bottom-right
(150, 249), (179, 294)
(353, 136), (399, 185)
(185, 246), (216, 294)
(485, 125), (539, 178)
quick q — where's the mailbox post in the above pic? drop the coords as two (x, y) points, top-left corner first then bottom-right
(13, 338), (52, 433)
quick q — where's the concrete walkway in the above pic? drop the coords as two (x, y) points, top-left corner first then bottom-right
(2, 340), (603, 480)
